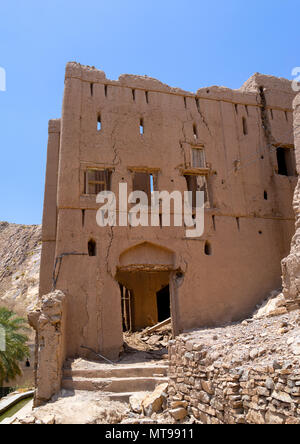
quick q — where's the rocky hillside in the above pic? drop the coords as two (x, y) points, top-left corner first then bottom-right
(0, 222), (41, 317)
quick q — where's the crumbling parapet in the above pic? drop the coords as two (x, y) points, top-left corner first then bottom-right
(28, 290), (67, 407)
(282, 94), (300, 311)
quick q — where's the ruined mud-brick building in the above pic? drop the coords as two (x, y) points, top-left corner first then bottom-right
(39, 62), (298, 360)
(282, 93), (300, 309)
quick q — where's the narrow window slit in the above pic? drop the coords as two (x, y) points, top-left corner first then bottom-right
(145, 91), (149, 104)
(150, 174), (154, 192)
(234, 104), (238, 114)
(88, 239), (97, 257)
(264, 191), (268, 200)
(242, 117), (248, 135)
(236, 217), (240, 231)
(195, 98), (200, 112)
(140, 118), (144, 135)
(97, 114), (102, 132)
(184, 97), (187, 109)
(285, 111), (288, 122)
(82, 210), (85, 227)
(90, 83), (93, 96)
(132, 89), (136, 101)
(245, 105), (249, 116)
(104, 85), (108, 97)
(193, 124), (198, 139)
(270, 109), (274, 120)
(212, 215), (216, 231)
(159, 213), (163, 228)
(204, 241), (212, 256)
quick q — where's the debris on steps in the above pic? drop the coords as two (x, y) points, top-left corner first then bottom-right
(122, 319), (172, 360)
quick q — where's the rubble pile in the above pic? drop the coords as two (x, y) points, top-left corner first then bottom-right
(123, 321), (172, 354)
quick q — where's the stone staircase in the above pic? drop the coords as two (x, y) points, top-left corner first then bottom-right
(62, 360), (169, 403)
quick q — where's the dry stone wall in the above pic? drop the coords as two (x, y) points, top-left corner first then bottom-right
(168, 309), (300, 424)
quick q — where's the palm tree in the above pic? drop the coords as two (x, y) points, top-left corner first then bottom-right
(0, 307), (29, 386)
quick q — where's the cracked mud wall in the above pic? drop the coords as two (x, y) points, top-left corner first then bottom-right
(40, 63), (298, 361)
(28, 290), (67, 407)
(282, 94), (300, 310)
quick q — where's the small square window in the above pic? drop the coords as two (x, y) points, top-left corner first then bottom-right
(192, 148), (206, 169)
(85, 169), (111, 194)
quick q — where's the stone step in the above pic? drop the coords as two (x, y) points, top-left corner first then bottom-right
(63, 365), (168, 379)
(106, 392), (138, 403)
(61, 376), (168, 393)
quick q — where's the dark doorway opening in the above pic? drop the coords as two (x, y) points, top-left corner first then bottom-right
(156, 285), (171, 323)
(119, 284), (134, 332)
(277, 148), (288, 176)
(276, 147), (296, 177)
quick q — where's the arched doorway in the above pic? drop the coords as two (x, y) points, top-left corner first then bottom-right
(116, 242), (178, 334)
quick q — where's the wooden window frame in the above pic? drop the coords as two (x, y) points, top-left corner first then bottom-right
(84, 168), (112, 195)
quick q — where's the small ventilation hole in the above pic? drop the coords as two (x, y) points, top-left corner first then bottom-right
(264, 191), (268, 200)
(204, 241), (212, 256)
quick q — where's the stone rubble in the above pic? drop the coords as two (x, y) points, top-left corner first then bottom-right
(168, 308), (300, 424)
(123, 321), (172, 353)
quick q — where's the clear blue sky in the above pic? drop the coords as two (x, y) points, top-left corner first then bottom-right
(0, 0), (299, 224)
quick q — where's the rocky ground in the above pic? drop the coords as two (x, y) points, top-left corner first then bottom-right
(11, 386), (180, 424)
(0, 222), (41, 388)
(1, 222), (300, 424)
(181, 292), (300, 371)
(9, 291), (300, 425)
(0, 222), (41, 318)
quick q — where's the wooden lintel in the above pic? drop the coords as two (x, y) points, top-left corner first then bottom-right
(127, 166), (161, 174)
(180, 167), (211, 176)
